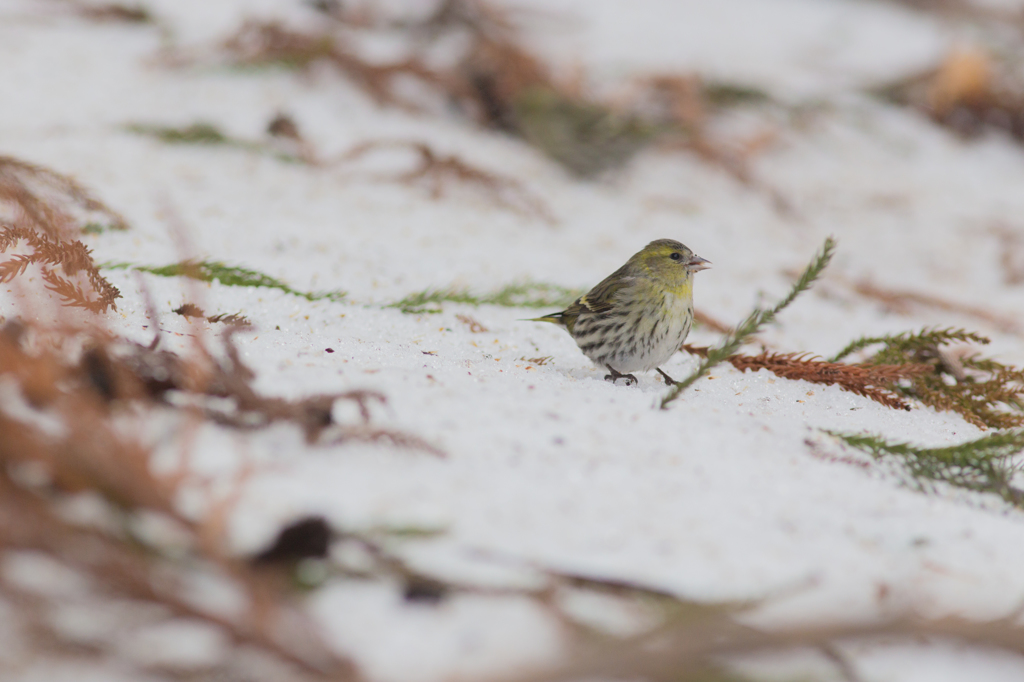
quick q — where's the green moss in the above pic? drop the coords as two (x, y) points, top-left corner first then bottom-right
(703, 82), (772, 107)
(104, 260), (345, 302)
(388, 282), (581, 314)
(123, 122), (305, 164)
(125, 122), (231, 145)
(365, 524), (446, 538)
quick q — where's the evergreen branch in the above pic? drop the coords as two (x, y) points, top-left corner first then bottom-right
(830, 328), (988, 363)
(828, 429), (1024, 504)
(660, 236), (835, 409)
(829, 335), (895, 363)
(659, 308), (771, 407)
(769, 237), (836, 316)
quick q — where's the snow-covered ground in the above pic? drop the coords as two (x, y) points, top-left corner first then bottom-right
(4, 0), (1024, 680)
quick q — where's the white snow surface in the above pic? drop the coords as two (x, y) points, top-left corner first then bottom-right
(4, 0), (1024, 680)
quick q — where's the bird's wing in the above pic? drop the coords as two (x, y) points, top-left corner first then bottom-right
(576, 293), (614, 314)
(578, 269), (635, 316)
(529, 270), (636, 335)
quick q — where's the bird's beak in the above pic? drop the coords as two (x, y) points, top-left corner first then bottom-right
(686, 255), (711, 272)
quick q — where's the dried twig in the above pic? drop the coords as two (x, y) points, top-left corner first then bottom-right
(850, 278), (1020, 335)
(339, 139), (555, 224)
(456, 313), (489, 333)
(222, 20), (447, 110)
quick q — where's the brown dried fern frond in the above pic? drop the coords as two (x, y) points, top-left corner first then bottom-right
(40, 270), (101, 312)
(0, 156), (128, 237)
(172, 301), (205, 318)
(0, 224), (121, 312)
(683, 345), (929, 410)
(207, 311), (251, 326)
(0, 223), (33, 251)
(173, 303), (251, 326)
(3, 225), (100, 276)
(0, 254), (33, 283)
(690, 322), (1024, 425)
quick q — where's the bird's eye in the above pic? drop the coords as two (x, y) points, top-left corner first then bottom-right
(669, 252), (682, 261)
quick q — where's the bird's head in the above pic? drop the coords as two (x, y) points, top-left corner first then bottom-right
(631, 239), (710, 294)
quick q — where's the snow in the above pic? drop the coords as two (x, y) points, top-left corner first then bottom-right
(3, 0), (1024, 680)
(508, 0), (947, 97)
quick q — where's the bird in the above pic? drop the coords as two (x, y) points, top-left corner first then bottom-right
(530, 239), (710, 386)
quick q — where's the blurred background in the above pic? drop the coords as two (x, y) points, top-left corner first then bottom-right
(4, 1), (1024, 681)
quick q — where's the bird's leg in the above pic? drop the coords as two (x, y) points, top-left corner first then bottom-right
(604, 365), (638, 386)
(656, 368), (678, 386)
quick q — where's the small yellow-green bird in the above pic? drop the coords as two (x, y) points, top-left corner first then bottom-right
(531, 239), (710, 386)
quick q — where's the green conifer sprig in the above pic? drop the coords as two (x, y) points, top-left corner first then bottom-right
(660, 236), (836, 409)
(830, 328), (988, 363)
(828, 430), (1024, 505)
(829, 328), (1024, 428)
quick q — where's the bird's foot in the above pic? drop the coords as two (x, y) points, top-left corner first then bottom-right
(656, 368), (678, 386)
(604, 365), (638, 386)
